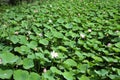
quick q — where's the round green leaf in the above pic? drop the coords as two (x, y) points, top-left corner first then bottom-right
(50, 66), (62, 74)
(0, 69), (13, 79)
(28, 72), (41, 80)
(62, 71), (74, 80)
(23, 58), (34, 69)
(10, 35), (19, 44)
(39, 39), (49, 45)
(63, 59), (77, 67)
(13, 70), (29, 80)
(0, 52), (19, 65)
(27, 41), (38, 49)
(79, 75), (89, 80)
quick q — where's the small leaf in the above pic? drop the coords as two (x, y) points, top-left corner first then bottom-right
(39, 39), (49, 45)
(52, 31), (64, 38)
(35, 53), (49, 62)
(13, 70), (29, 80)
(27, 41), (38, 49)
(94, 69), (108, 76)
(57, 18), (64, 23)
(98, 32), (104, 39)
(23, 58), (34, 69)
(75, 51), (85, 60)
(117, 69), (120, 75)
(50, 67), (62, 74)
(18, 35), (28, 45)
(58, 46), (68, 52)
(77, 64), (88, 73)
(115, 42), (120, 48)
(108, 74), (118, 79)
(10, 35), (19, 44)
(28, 72), (41, 80)
(42, 70), (55, 80)
(63, 59), (77, 67)
(112, 47), (120, 52)
(79, 75), (89, 80)
(64, 41), (75, 48)
(62, 71), (74, 80)
(92, 56), (103, 62)
(65, 23), (73, 29)
(0, 52), (19, 65)
(0, 69), (13, 79)
(14, 46), (31, 55)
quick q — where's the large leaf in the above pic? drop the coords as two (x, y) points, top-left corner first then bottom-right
(13, 70), (29, 80)
(0, 69), (13, 79)
(0, 52), (19, 65)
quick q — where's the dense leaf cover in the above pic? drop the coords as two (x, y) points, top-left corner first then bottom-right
(0, 0), (120, 80)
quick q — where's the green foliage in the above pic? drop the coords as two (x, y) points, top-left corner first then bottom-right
(0, 52), (19, 65)
(0, 69), (13, 79)
(0, 0), (120, 80)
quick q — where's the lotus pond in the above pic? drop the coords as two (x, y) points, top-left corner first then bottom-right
(0, 0), (120, 80)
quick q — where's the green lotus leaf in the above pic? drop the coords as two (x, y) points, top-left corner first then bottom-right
(50, 66), (62, 74)
(0, 52), (19, 65)
(115, 42), (120, 48)
(18, 35), (29, 45)
(10, 35), (19, 44)
(42, 70), (55, 80)
(79, 75), (89, 80)
(77, 64), (88, 73)
(92, 56), (103, 62)
(27, 41), (38, 49)
(0, 69), (13, 79)
(95, 69), (108, 76)
(14, 46), (31, 55)
(52, 31), (64, 38)
(62, 71), (74, 80)
(64, 23), (73, 29)
(13, 70), (29, 80)
(39, 39), (49, 45)
(63, 59), (77, 67)
(23, 58), (34, 69)
(58, 46), (68, 52)
(28, 72), (41, 80)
